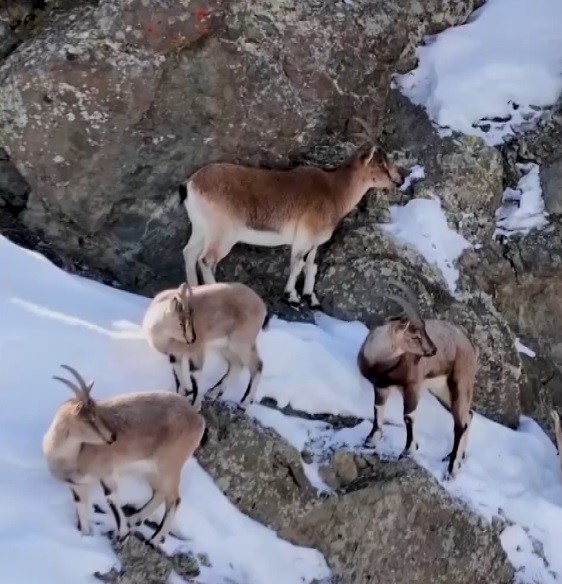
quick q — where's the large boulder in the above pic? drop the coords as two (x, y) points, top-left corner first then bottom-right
(0, 0), (477, 292)
(197, 402), (514, 584)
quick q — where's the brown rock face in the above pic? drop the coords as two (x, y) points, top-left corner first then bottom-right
(196, 402), (514, 584)
(0, 0), (477, 291)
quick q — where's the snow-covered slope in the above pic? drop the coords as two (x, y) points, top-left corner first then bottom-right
(0, 236), (330, 584)
(395, 0), (562, 145)
(2, 235), (562, 583)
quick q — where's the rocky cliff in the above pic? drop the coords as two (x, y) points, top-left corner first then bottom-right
(1, 0), (561, 582)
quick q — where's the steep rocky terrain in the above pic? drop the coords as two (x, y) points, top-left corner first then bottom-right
(1, 0), (561, 582)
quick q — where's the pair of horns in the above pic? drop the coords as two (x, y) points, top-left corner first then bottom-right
(349, 116), (379, 148)
(385, 279), (424, 327)
(53, 365), (93, 401)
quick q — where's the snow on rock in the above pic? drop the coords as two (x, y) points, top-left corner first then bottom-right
(3, 235), (562, 583)
(495, 163), (548, 238)
(516, 338), (537, 359)
(0, 235), (330, 584)
(399, 164), (426, 191)
(379, 195), (472, 294)
(394, 0), (562, 145)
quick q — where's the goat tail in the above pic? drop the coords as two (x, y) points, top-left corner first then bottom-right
(178, 183), (188, 205)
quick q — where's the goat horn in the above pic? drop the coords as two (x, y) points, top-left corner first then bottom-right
(351, 116), (374, 139)
(59, 364), (91, 394)
(387, 279), (422, 316)
(386, 294), (424, 327)
(179, 281), (193, 307)
(52, 375), (84, 401)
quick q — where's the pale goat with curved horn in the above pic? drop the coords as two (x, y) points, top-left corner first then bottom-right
(178, 121), (404, 309)
(42, 365), (206, 544)
(142, 281), (268, 410)
(357, 280), (478, 478)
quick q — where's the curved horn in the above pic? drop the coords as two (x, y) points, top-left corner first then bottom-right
(180, 281), (193, 306)
(351, 116), (375, 142)
(386, 294), (424, 327)
(52, 376), (84, 401)
(387, 279), (422, 316)
(59, 364), (92, 397)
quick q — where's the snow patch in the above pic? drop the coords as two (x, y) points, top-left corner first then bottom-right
(379, 195), (472, 294)
(495, 163), (548, 238)
(516, 338), (537, 359)
(394, 0), (562, 145)
(399, 164), (425, 191)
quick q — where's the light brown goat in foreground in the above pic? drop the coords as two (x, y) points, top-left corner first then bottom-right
(179, 138), (403, 309)
(357, 282), (478, 478)
(142, 281), (268, 410)
(42, 365), (206, 544)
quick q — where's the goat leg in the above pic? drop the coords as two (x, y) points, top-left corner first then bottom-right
(365, 386), (388, 448)
(399, 386), (419, 458)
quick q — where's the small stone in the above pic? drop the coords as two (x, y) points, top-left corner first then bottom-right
(301, 449), (314, 464)
(318, 464), (341, 490)
(332, 449), (359, 485)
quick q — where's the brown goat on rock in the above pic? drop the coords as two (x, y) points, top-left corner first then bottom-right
(357, 282), (478, 478)
(179, 139), (403, 309)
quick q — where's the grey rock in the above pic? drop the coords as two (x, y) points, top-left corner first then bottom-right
(0, 0), (477, 293)
(541, 157), (562, 215)
(331, 449), (358, 485)
(197, 401), (514, 584)
(0, 148), (29, 211)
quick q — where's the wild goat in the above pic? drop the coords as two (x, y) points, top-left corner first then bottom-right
(357, 281), (478, 478)
(42, 365), (206, 544)
(142, 281), (268, 410)
(179, 123), (403, 309)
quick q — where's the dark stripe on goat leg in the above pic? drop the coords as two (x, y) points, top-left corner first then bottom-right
(241, 360), (262, 404)
(403, 415), (415, 454)
(169, 355), (180, 392)
(149, 497), (180, 543)
(71, 488), (81, 502)
(365, 385), (385, 444)
(189, 358), (200, 405)
(443, 422), (468, 475)
(101, 480), (121, 535)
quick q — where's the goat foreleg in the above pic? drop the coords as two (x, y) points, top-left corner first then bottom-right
(400, 384), (420, 458)
(365, 386), (389, 448)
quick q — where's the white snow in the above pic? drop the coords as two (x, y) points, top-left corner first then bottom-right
(495, 163), (548, 238)
(0, 236), (330, 584)
(379, 195), (472, 294)
(3, 235), (562, 584)
(394, 0), (562, 145)
(399, 164), (425, 191)
(516, 338), (537, 359)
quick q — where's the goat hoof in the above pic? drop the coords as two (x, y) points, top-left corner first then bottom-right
(282, 291), (301, 308)
(302, 294), (322, 310)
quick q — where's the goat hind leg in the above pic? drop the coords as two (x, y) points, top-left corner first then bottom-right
(199, 236), (236, 285)
(302, 246), (321, 309)
(238, 344), (263, 409)
(283, 245), (307, 306)
(183, 230), (204, 287)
